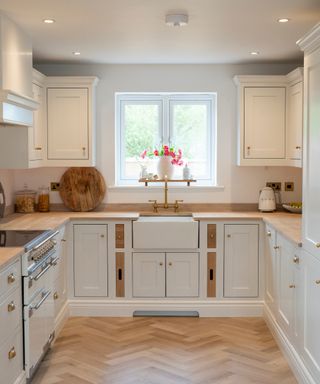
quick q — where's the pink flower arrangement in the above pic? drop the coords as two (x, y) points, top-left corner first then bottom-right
(140, 145), (183, 166)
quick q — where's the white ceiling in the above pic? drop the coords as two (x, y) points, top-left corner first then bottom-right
(0, 0), (319, 64)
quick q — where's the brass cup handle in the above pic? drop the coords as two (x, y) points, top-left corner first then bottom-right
(159, 262), (163, 266)
(100, 234), (105, 238)
(53, 292), (59, 300)
(227, 234), (231, 238)
(289, 284), (295, 289)
(35, 147), (42, 150)
(8, 347), (16, 360)
(168, 262), (172, 266)
(295, 146), (301, 150)
(7, 273), (15, 284)
(7, 301), (16, 312)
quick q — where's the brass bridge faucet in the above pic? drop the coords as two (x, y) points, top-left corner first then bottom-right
(148, 179), (183, 213)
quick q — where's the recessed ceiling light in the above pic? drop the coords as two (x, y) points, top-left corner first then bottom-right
(43, 18), (55, 24)
(165, 14), (188, 27)
(73, 51), (81, 56)
(278, 18), (290, 23)
(251, 51), (260, 56)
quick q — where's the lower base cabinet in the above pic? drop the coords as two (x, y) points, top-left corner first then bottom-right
(0, 327), (23, 384)
(132, 252), (199, 298)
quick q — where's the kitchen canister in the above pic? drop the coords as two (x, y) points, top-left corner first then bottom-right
(38, 186), (50, 212)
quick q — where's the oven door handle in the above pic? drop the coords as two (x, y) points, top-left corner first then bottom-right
(31, 262), (52, 282)
(30, 290), (51, 314)
(32, 230), (60, 251)
(51, 256), (60, 266)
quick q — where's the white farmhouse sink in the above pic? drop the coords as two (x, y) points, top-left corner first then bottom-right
(133, 216), (199, 249)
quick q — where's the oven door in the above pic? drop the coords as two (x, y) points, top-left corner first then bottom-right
(24, 280), (54, 378)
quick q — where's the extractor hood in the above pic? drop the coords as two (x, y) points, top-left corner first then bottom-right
(0, 13), (38, 126)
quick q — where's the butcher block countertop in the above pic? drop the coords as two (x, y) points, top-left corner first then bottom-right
(0, 210), (301, 269)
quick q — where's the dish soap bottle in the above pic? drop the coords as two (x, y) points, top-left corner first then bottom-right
(183, 163), (191, 180)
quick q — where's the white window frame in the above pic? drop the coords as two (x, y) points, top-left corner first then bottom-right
(115, 92), (217, 186)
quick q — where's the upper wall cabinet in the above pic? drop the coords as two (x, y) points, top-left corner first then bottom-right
(46, 77), (98, 167)
(234, 68), (303, 167)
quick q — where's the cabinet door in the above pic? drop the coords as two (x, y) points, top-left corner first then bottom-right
(244, 87), (286, 159)
(224, 224), (259, 297)
(303, 47), (320, 257)
(265, 225), (277, 314)
(287, 81), (303, 160)
(300, 250), (320, 382)
(132, 253), (165, 297)
(74, 225), (108, 297)
(47, 88), (88, 160)
(166, 253), (199, 297)
(276, 235), (295, 338)
(29, 83), (44, 161)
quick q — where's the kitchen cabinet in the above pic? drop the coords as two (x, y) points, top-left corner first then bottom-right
(74, 224), (108, 297)
(300, 250), (320, 382)
(132, 253), (165, 297)
(132, 252), (199, 298)
(46, 76), (98, 166)
(264, 225), (277, 314)
(0, 257), (24, 384)
(298, 27), (320, 258)
(234, 69), (303, 167)
(287, 73), (303, 163)
(224, 224), (259, 297)
(28, 69), (45, 165)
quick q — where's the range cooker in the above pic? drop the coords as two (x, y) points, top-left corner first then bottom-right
(0, 229), (60, 381)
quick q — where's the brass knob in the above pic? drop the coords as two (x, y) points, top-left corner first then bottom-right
(53, 292), (59, 300)
(159, 262), (163, 266)
(209, 234), (214, 239)
(293, 256), (299, 264)
(7, 301), (16, 312)
(7, 273), (15, 284)
(8, 347), (16, 360)
(117, 235), (122, 239)
(316, 243), (320, 248)
(267, 231), (271, 237)
(35, 147), (42, 150)
(289, 284), (295, 288)
(247, 146), (251, 149)
(82, 147), (86, 151)
(100, 234), (105, 238)
(295, 146), (301, 150)
(315, 280), (320, 285)
(227, 234), (231, 238)
(168, 262), (172, 266)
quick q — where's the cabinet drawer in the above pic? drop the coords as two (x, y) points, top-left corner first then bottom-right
(207, 224), (216, 248)
(115, 224), (124, 248)
(53, 274), (67, 319)
(0, 259), (21, 300)
(0, 288), (22, 343)
(0, 326), (23, 384)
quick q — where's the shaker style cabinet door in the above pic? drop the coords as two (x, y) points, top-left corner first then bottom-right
(29, 82), (44, 162)
(166, 253), (199, 297)
(244, 87), (286, 159)
(47, 88), (89, 160)
(287, 81), (303, 160)
(224, 224), (259, 297)
(265, 225), (277, 314)
(132, 253), (165, 298)
(74, 224), (108, 297)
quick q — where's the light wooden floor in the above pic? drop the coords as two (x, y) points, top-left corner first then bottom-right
(31, 317), (297, 384)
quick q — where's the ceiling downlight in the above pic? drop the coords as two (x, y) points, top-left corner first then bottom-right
(165, 14), (188, 27)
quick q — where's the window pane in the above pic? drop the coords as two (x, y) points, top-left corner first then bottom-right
(171, 102), (211, 179)
(122, 102), (160, 179)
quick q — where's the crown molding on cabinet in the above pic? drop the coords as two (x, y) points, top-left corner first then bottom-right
(297, 22), (320, 54)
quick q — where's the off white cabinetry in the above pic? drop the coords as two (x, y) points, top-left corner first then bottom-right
(0, 257), (24, 384)
(28, 69), (45, 165)
(224, 224), (259, 297)
(287, 74), (303, 163)
(234, 69), (303, 167)
(244, 87), (286, 160)
(298, 26), (320, 258)
(46, 77), (98, 166)
(300, 250), (320, 382)
(132, 252), (199, 298)
(264, 225), (277, 313)
(74, 224), (108, 297)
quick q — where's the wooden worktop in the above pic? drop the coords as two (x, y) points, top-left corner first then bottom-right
(0, 210), (301, 269)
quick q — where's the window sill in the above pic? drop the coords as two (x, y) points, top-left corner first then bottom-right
(108, 185), (225, 192)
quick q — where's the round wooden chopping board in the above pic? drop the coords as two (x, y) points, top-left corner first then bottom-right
(59, 167), (106, 211)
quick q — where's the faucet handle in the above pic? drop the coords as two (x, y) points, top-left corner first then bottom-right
(148, 199), (158, 213)
(174, 199), (184, 212)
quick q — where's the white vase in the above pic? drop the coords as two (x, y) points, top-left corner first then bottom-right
(157, 156), (174, 179)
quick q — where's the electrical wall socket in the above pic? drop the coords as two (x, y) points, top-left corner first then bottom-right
(266, 182), (281, 191)
(285, 182), (294, 191)
(50, 182), (60, 191)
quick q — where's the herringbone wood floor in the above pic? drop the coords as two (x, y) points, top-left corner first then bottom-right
(31, 317), (297, 384)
